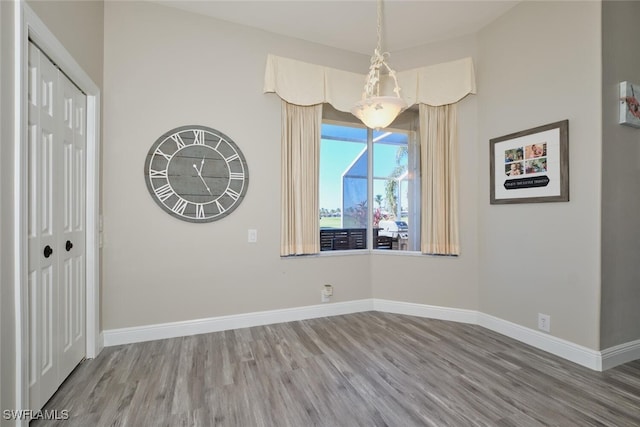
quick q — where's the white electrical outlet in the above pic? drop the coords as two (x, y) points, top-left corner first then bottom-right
(321, 291), (330, 303)
(538, 313), (551, 332)
(248, 229), (257, 243)
(321, 284), (333, 303)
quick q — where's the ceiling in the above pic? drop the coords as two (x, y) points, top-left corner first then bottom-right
(153, 0), (520, 55)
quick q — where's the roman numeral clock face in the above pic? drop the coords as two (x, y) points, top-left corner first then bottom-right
(144, 126), (249, 222)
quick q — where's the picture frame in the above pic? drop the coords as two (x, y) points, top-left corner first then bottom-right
(619, 81), (640, 128)
(490, 120), (569, 204)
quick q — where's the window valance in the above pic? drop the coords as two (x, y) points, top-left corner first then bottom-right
(263, 54), (476, 112)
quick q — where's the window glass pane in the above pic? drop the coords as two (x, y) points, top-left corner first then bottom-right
(373, 130), (419, 251)
(319, 124), (368, 251)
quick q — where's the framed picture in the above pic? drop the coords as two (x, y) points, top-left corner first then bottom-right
(490, 120), (569, 204)
(619, 81), (640, 128)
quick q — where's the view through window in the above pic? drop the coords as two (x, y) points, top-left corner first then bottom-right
(319, 119), (420, 252)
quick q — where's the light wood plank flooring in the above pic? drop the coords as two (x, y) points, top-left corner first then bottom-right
(34, 312), (640, 426)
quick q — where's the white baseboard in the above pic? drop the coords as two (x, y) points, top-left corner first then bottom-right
(102, 298), (639, 372)
(372, 298), (479, 324)
(103, 299), (374, 347)
(373, 299), (603, 370)
(476, 312), (603, 371)
(601, 338), (640, 371)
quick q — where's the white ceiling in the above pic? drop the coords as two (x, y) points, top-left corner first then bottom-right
(153, 0), (520, 55)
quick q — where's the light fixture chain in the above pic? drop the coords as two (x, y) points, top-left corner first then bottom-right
(377, 0), (383, 53)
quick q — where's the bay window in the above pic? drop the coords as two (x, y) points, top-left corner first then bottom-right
(319, 108), (420, 252)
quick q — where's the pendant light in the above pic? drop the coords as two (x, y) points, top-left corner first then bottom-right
(351, 0), (407, 130)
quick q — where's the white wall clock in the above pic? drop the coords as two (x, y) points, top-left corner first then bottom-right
(144, 125), (249, 222)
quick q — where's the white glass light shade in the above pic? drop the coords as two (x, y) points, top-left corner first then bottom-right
(351, 96), (407, 129)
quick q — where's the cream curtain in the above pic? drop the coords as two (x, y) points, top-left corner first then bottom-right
(420, 104), (460, 255)
(280, 101), (322, 256)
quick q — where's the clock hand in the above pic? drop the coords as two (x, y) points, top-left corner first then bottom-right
(199, 175), (212, 196)
(199, 157), (205, 174)
(193, 164), (213, 195)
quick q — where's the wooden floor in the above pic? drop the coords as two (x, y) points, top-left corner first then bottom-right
(35, 312), (640, 426)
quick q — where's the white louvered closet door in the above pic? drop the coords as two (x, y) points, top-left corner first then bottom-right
(27, 41), (87, 412)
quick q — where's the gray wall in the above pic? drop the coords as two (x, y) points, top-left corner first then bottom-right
(601, 0), (640, 349)
(101, 1), (374, 330)
(477, 1), (602, 349)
